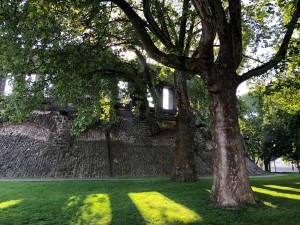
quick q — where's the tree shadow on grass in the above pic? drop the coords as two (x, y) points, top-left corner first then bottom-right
(61, 180), (147, 225)
(1, 177), (300, 225)
(157, 178), (300, 225)
(62, 178), (300, 225)
(0, 190), (73, 224)
(109, 192), (146, 225)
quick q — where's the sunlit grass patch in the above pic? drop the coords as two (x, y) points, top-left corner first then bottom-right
(0, 199), (22, 209)
(63, 196), (81, 211)
(263, 185), (300, 193)
(205, 189), (211, 193)
(71, 194), (112, 225)
(252, 187), (300, 200)
(129, 191), (202, 225)
(263, 201), (278, 208)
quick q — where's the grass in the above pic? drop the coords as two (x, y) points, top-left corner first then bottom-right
(0, 174), (300, 225)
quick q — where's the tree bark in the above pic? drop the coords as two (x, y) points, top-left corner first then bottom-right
(296, 163), (300, 173)
(209, 79), (259, 206)
(171, 71), (198, 182)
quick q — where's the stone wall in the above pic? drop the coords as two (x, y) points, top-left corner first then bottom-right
(0, 111), (262, 178)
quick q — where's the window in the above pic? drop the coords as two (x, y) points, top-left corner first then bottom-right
(163, 88), (170, 109)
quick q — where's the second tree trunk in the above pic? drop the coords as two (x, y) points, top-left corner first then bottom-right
(171, 71), (198, 182)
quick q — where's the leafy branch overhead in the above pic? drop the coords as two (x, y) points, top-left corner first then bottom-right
(100, 0), (300, 86)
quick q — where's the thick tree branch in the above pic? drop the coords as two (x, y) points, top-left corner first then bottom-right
(178, 0), (190, 52)
(184, 15), (196, 57)
(208, 0), (229, 42)
(165, 12), (179, 46)
(100, 0), (202, 74)
(239, 0), (300, 84)
(143, 0), (175, 49)
(229, 0), (242, 69)
(192, 0), (215, 78)
(206, 0), (234, 65)
(154, 0), (172, 44)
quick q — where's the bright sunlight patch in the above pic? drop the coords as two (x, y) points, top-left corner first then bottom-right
(71, 194), (112, 225)
(128, 192), (202, 225)
(0, 199), (22, 209)
(63, 196), (81, 211)
(252, 187), (300, 200)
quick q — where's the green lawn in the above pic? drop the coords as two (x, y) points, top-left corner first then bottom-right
(0, 174), (300, 225)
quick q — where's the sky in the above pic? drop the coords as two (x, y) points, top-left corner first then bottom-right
(237, 81), (249, 96)
(4, 79), (12, 96)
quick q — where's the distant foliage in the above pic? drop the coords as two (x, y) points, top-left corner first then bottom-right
(239, 54), (300, 165)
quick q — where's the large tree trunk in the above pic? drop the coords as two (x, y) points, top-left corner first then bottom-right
(209, 80), (259, 206)
(171, 71), (198, 182)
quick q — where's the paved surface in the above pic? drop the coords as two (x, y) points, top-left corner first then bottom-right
(0, 174), (287, 182)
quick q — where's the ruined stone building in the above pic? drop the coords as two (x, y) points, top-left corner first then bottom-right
(0, 81), (263, 178)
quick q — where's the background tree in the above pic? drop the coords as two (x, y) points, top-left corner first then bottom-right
(240, 35), (300, 171)
(284, 112), (300, 171)
(238, 93), (264, 164)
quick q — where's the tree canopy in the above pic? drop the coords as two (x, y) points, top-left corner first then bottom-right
(0, 0), (158, 133)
